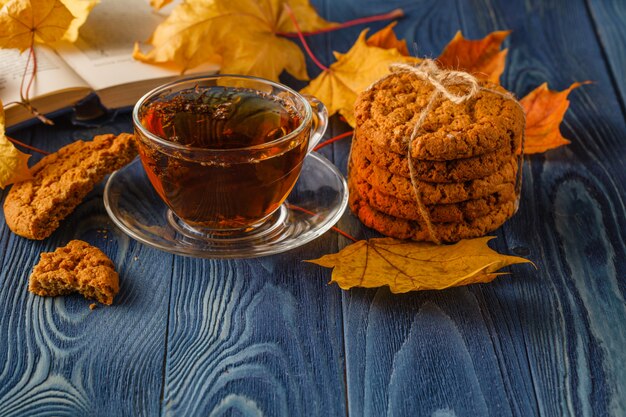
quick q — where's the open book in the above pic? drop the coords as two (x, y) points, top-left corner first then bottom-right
(0, 0), (218, 127)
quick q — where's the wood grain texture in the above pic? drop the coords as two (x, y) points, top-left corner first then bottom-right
(342, 288), (523, 417)
(0, 118), (173, 417)
(587, 0), (626, 109)
(161, 244), (347, 416)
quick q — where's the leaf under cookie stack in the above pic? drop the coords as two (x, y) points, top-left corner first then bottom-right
(309, 237), (532, 293)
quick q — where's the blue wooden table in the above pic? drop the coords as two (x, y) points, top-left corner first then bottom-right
(1, 0), (625, 416)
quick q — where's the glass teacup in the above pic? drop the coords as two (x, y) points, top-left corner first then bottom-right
(133, 75), (328, 237)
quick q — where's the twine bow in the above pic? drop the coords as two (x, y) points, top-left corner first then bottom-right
(390, 61), (480, 104)
(361, 59), (524, 244)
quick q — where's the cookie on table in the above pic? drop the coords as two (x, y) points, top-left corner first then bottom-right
(352, 130), (514, 183)
(354, 71), (525, 160)
(3, 133), (137, 240)
(29, 240), (119, 305)
(349, 192), (517, 243)
(349, 173), (517, 223)
(350, 146), (519, 205)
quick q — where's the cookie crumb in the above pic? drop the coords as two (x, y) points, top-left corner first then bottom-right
(89, 303), (97, 310)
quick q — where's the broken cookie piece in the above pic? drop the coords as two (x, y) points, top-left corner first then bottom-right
(3, 133), (137, 240)
(29, 240), (119, 305)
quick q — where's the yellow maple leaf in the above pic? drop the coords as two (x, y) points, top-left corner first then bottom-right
(216, 30), (309, 82)
(0, 102), (32, 189)
(0, 0), (96, 43)
(301, 29), (419, 127)
(437, 30), (510, 84)
(0, 0), (74, 52)
(308, 236), (532, 293)
(60, 0), (99, 42)
(133, 1), (223, 72)
(520, 81), (589, 154)
(134, 0), (335, 81)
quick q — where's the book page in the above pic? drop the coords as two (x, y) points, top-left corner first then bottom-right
(55, 0), (218, 92)
(0, 46), (88, 105)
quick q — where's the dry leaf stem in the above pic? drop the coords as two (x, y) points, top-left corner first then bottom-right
(19, 43), (36, 105)
(12, 41), (53, 125)
(6, 136), (50, 155)
(313, 130), (353, 151)
(287, 204), (357, 242)
(284, 4), (328, 71)
(277, 9), (404, 38)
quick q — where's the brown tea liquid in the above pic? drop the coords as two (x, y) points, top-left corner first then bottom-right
(138, 86), (308, 230)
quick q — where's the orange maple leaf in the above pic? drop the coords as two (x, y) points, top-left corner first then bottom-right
(365, 22), (409, 55)
(437, 30), (510, 84)
(520, 81), (589, 154)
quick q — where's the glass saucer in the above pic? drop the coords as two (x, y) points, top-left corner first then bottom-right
(103, 153), (348, 259)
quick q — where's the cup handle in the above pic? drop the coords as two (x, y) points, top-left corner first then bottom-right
(303, 94), (328, 153)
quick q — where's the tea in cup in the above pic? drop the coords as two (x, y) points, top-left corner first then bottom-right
(133, 75), (328, 234)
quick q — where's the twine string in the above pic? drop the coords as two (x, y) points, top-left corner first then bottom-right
(362, 59), (525, 244)
(394, 60), (482, 245)
(390, 61), (480, 104)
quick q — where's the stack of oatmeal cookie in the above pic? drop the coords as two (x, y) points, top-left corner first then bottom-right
(348, 71), (525, 242)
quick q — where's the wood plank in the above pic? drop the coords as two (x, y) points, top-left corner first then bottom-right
(457, 0), (626, 416)
(343, 287), (521, 416)
(161, 248), (347, 416)
(335, 0), (626, 416)
(160, 2), (348, 414)
(587, 0), (626, 109)
(0, 116), (173, 416)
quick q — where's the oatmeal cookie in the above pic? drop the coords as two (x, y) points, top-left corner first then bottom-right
(354, 71), (524, 160)
(29, 240), (119, 305)
(349, 192), (516, 242)
(3, 133), (137, 240)
(349, 146), (519, 205)
(352, 129), (514, 182)
(349, 173), (517, 223)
